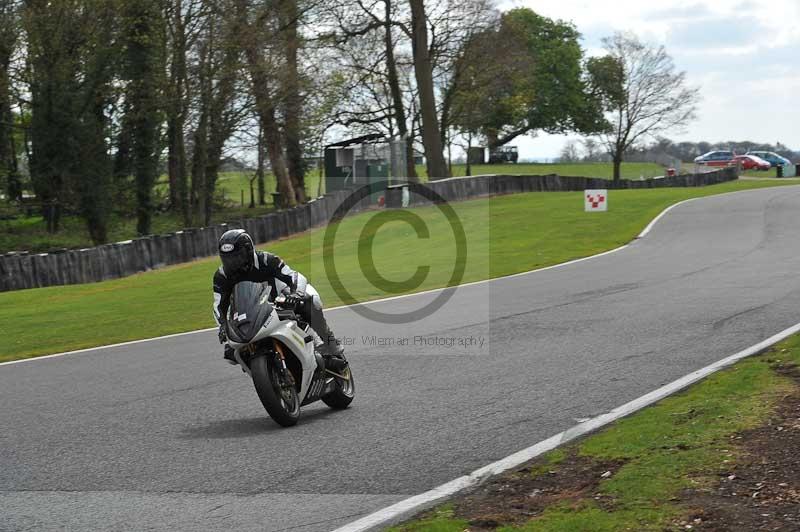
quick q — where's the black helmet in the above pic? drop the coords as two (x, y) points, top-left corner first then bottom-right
(218, 229), (256, 276)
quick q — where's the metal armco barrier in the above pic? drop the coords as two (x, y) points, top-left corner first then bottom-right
(384, 167), (739, 208)
(0, 190), (373, 293)
(386, 166), (739, 208)
(0, 167), (738, 293)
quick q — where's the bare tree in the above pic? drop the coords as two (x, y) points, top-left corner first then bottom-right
(593, 32), (700, 181)
(165, 0), (206, 225)
(581, 138), (601, 162)
(559, 141), (580, 163)
(189, 3), (245, 225)
(322, 0), (419, 181)
(233, 0), (298, 207)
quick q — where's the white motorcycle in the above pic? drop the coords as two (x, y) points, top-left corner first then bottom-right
(224, 281), (354, 427)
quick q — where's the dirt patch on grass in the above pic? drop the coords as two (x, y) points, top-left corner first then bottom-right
(451, 451), (625, 530)
(677, 362), (800, 531)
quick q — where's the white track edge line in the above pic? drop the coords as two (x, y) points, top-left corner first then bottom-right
(637, 197), (698, 238)
(1, 184), (785, 367)
(0, 244), (630, 368)
(332, 320), (800, 532)
(0, 328), (220, 366)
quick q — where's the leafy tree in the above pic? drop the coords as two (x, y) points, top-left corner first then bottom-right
(453, 8), (606, 151)
(279, 0), (306, 202)
(25, 0), (78, 232)
(122, 0), (165, 236)
(25, 0), (115, 242)
(0, 0), (19, 201)
(196, 10), (243, 226)
(74, 0), (117, 244)
(164, 0), (197, 226)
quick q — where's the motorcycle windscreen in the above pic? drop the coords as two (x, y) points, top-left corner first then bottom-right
(226, 281), (274, 344)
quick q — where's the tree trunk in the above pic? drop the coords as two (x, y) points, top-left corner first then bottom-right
(7, 122), (20, 201)
(77, 8), (114, 246)
(486, 130), (498, 152)
(203, 158), (219, 225)
(612, 154), (622, 182)
(167, 0), (189, 224)
(204, 101), (233, 225)
(261, 106), (296, 206)
(235, 0), (297, 208)
(0, 50), (12, 199)
(282, 0), (306, 203)
(249, 176), (255, 208)
(256, 119), (266, 205)
(405, 139), (417, 181)
(408, 0), (449, 180)
(190, 108), (208, 226)
(126, 0), (163, 236)
(384, 0), (417, 182)
(248, 70), (295, 207)
(447, 137), (452, 175)
(465, 133), (472, 176)
(168, 118), (188, 225)
(79, 102), (111, 245)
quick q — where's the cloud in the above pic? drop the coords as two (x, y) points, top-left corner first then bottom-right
(500, 0), (800, 155)
(666, 18), (762, 49)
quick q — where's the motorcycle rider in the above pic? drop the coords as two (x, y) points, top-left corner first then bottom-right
(213, 229), (347, 371)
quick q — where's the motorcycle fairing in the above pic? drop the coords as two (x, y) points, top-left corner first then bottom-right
(226, 281), (274, 344)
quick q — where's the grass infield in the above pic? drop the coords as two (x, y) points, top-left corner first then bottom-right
(0, 163), (661, 254)
(0, 178), (797, 362)
(389, 334), (800, 531)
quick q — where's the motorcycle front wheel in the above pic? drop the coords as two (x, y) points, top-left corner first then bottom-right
(251, 356), (300, 427)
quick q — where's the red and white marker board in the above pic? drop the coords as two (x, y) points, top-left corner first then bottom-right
(585, 189), (608, 212)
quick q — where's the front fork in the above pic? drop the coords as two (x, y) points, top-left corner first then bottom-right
(273, 340), (289, 373)
(234, 340), (297, 396)
(272, 340), (297, 393)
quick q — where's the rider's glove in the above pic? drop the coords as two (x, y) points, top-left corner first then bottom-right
(284, 292), (305, 307)
(218, 323), (227, 344)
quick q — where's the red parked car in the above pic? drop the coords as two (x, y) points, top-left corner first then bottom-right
(732, 155), (771, 171)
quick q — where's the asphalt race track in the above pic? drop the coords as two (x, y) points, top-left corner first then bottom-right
(3, 185), (800, 531)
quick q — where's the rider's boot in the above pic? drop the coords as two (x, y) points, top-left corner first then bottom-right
(319, 331), (348, 373)
(305, 303), (348, 373)
(223, 345), (237, 365)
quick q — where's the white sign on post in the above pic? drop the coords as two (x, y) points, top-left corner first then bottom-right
(584, 189), (608, 212)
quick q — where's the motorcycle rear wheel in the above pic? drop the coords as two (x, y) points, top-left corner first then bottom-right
(251, 356), (300, 427)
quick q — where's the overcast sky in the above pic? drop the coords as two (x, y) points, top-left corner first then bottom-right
(499, 0), (800, 160)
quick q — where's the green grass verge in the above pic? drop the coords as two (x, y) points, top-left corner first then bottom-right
(0, 171), (324, 254)
(742, 168), (799, 178)
(0, 204), (279, 255)
(390, 335), (800, 531)
(0, 163), (662, 254)
(0, 178), (796, 362)
(208, 169), (324, 202)
(421, 162), (665, 180)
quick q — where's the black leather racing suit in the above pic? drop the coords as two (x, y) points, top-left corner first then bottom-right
(212, 251), (337, 349)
